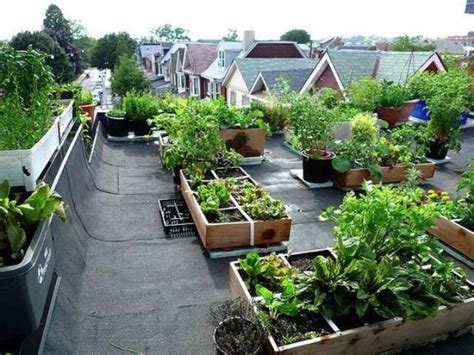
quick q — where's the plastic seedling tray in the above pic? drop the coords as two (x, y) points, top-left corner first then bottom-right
(159, 198), (197, 238)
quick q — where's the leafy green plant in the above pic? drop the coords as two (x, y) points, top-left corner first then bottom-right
(107, 108), (125, 117)
(239, 251), (270, 289)
(256, 279), (302, 319)
(0, 181), (68, 266)
(110, 55), (149, 97)
(285, 92), (336, 159)
(446, 159), (474, 231)
(79, 91), (93, 105)
(378, 81), (410, 108)
(0, 45), (54, 150)
(122, 91), (158, 121)
(346, 77), (382, 112)
(196, 180), (231, 219)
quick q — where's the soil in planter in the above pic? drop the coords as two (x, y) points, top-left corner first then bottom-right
(214, 317), (263, 354)
(260, 309), (332, 346)
(332, 312), (385, 331)
(215, 167), (248, 179)
(206, 209), (246, 224)
(287, 250), (334, 272)
(458, 218), (474, 232)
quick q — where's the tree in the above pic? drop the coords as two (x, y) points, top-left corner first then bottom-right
(92, 32), (137, 69)
(69, 20), (96, 69)
(10, 31), (75, 83)
(392, 36), (436, 52)
(110, 55), (149, 97)
(43, 4), (82, 74)
(43, 4), (70, 33)
(280, 29), (311, 44)
(223, 29), (238, 42)
(151, 24), (190, 42)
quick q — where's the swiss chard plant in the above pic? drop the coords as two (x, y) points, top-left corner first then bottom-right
(256, 279), (302, 319)
(0, 181), (69, 266)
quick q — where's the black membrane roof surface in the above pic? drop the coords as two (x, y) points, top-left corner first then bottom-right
(44, 122), (474, 354)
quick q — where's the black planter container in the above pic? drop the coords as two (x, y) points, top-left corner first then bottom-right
(173, 167), (182, 185)
(302, 152), (335, 183)
(0, 221), (56, 342)
(106, 114), (128, 137)
(59, 91), (74, 100)
(133, 119), (151, 137)
(427, 140), (448, 160)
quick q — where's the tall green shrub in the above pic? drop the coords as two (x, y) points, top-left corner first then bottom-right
(111, 55), (149, 97)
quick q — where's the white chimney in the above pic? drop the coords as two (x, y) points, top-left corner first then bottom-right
(243, 30), (255, 51)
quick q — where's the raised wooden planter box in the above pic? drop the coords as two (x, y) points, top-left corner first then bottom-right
(0, 118), (60, 191)
(332, 163), (436, 189)
(220, 128), (265, 157)
(180, 169), (291, 250)
(228, 249), (474, 354)
(429, 218), (474, 259)
(57, 99), (74, 139)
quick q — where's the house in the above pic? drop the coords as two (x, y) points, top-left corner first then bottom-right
(222, 58), (318, 106)
(159, 43), (187, 91)
(431, 39), (465, 56)
(300, 50), (446, 94)
(311, 37), (344, 58)
(138, 43), (173, 75)
(203, 30), (309, 100)
(180, 43), (218, 98)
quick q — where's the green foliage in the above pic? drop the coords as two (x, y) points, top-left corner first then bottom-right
(92, 32), (137, 69)
(10, 30), (75, 83)
(79, 91), (93, 105)
(257, 279), (302, 319)
(346, 77), (382, 112)
(43, 4), (70, 33)
(222, 29), (238, 41)
(230, 181), (287, 220)
(151, 24), (190, 42)
(196, 180), (231, 218)
(107, 109), (125, 118)
(391, 35), (436, 52)
(285, 92), (336, 158)
(0, 45), (54, 150)
(122, 91), (158, 121)
(447, 159), (474, 231)
(111, 55), (149, 97)
(378, 81), (411, 108)
(280, 29), (311, 44)
(0, 181), (68, 266)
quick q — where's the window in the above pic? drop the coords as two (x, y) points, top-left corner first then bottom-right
(191, 76), (200, 96)
(208, 82), (220, 99)
(230, 90), (237, 105)
(218, 50), (225, 69)
(242, 95), (250, 106)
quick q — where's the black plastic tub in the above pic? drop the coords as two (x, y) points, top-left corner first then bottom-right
(106, 114), (128, 137)
(0, 219), (56, 342)
(133, 120), (151, 136)
(302, 153), (335, 183)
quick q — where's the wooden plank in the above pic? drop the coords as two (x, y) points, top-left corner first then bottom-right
(228, 261), (253, 301)
(254, 218), (292, 245)
(220, 128), (266, 156)
(429, 218), (474, 259)
(333, 163), (436, 189)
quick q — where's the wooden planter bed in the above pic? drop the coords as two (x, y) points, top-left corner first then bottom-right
(228, 248), (474, 354)
(220, 128), (265, 157)
(180, 169), (291, 250)
(429, 218), (474, 260)
(332, 163), (436, 189)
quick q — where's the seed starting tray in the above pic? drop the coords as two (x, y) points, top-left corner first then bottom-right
(159, 198), (197, 238)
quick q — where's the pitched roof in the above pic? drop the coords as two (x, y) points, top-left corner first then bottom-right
(233, 58), (318, 89)
(431, 39), (465, 55)
(139, 44), (162, 57)
(201, 41), (243, 81)
(260, 67), (316, 93)
(183, 43), (218, 74)
(326, 50), (437, 88)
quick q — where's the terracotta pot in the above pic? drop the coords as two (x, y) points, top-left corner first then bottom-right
(80, 104), (96, 121)
(376, 100), (419, 127)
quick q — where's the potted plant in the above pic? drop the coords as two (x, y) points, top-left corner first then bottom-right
(286, 92), (336, 183)
(106, 108), (128, 137)
(122, 91), (159, 136)
(209, 298), (266, 355)
(0, 46), (61, 191)
(346, 77), (382, 113)
(376, 81), (417, 127)
(0, 181), (68, 341)
(79, 91), (96, 120)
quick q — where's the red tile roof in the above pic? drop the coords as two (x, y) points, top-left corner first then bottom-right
(183, 43), (218, 74)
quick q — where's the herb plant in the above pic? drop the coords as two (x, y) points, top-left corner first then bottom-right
(122, 91), (159, 121)
(0, 181), (68, 266)
(378, 81), (411, 108)
(346, 77), (382, 112)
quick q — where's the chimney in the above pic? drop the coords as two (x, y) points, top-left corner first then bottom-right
(243, 30), (255, 51)
(372, 55), (381, 79)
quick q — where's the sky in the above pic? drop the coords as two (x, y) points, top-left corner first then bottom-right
(0, 0), (472, 41)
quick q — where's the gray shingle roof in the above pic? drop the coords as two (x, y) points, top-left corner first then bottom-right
(234, 58), (318, 89)
(326, 50), (437, 88)
(260, 68), (315, 93)
(201, 42), (243, 81)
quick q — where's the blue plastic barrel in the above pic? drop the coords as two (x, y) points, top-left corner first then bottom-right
(411, 100), (430, 121)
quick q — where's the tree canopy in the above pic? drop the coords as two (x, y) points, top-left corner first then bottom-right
(280, 29), (311, 44)
(10, 31), (75, 83)
(151, 24), (190, 42)
(223, 29), (238, 42)
(43, 4), (70, 33)
(392, 36), (436, 52)
(92, 32), (137, 69)
(110, 55), (149, 97)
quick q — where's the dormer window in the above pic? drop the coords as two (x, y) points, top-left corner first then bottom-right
(218, 49), (225, 69)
